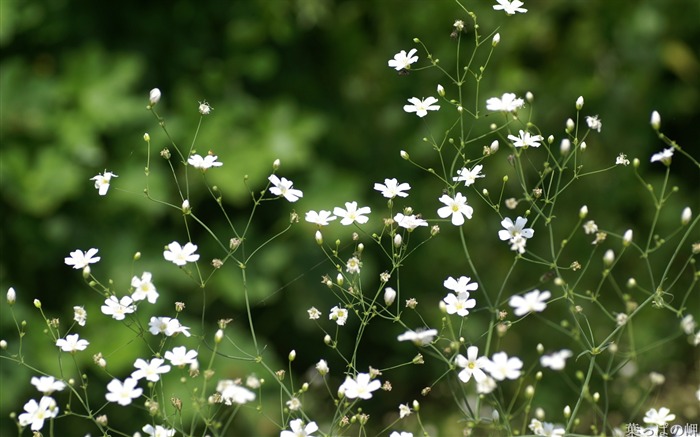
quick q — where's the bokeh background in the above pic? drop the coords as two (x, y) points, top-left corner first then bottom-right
(2, 0), (699, 435)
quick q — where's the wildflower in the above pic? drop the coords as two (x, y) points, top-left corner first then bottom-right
(149, 88), (161, 105)
(268, 174), (303, 202)
(583, 220), (598, 234)
(64, 248), (101, 269)
(486, 93), (524, 112)
(394, 213), (428, 230)
(163, 241), (200, 266)
(316, 359), (329, 376)
(142, 424), (176, 437)
(384, 287), (397, 306)
(101, 295), (136, 321)
(643, 407), (676, 426)
(650, 148), (674, 165)
(540, 350), (573, 370)
(286, 397), (302, 411)
(198, 101), (212, 115)
(389, 433), (413, 437)
(586, 115), (602, 132)
(105, 377), (143, 406)
(56, 334), (89, 352)
(216, 380), (256, 405)
(187, 153), (222, 170)
(307, 307), (322, 320)
(131, 358), (171, 382)
(492, 33), (501, 46)
(18, 396), (58, 431)
(399, 403), (412, 418)
(498, 216), (534, 242)
(305, 210), (336, 226)
(509, 289), (551, 316)
(455, 346), (490, 383)
(453, 165), (485, 186)
(476, 376), (497, 394)
(131, 272), (159, 303)
(374, 178), (411, 198)
(493, 0), (527, 15)
(681, 315), (696, 335)
(681, 207), (692, 225)
(388, 48), (418, 71)
(30, 376), (66, 395)
(437, 193), (473, 226)
(91, 171), (118, 196)
(397, 328), (438, 346)
(443, 276), (478, 294)
(529, 419), (565, 437)
(329, 306), (348, 326)
(333, 201), (371, 225)
(508, 130), (544, 148)
(443, 291), (476, 317)
(339, 373), (381, 400)
(403, 97), (440, 117)
(73, 306), (87, 326)
(148, 316), (191, 337)
(509, 234), (528, 254)
(281, 418), (319, 437)
(486, 352), (523, 380)
(164, 346), (198, 367)
(6, 287), (15, 305)
(346, 257), (361, 274)
(650, 110), (661, 130)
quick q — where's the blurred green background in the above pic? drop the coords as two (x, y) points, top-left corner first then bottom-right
(1, 0), (699, 435)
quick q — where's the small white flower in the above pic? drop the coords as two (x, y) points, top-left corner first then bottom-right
(650, 148), (674, 165)
(485, 351), (523, 380)
(149, 88), (161, 105)
(650, 110), (661, 129)
(188, 153), (222, 170)
(316, 359), (329, 376)
(443, 291), (476, 317)
(131, 272), (159, 303)
(493, 0), (527, 15)
(268, 174), (303, 202)
(164, 346), (198, 367)
(333, 201), (371, 225)
(65, 248), (101, 270)
(509, 289), (551, 316)
(643, 407), (676, 426)
(148, 316), (191, 337)
(498, 217), (534, 242)
(397, 328), (438, 346)
(443, 276), (478, 294)
(18, 396), (59, 431)
(681, 314), (697, 335)
(281, 418), (319, 437)
(101, 295), (136, 321)
(305, 210), (336, 226)
(455, 346), (490, 383)
(307, 307), (322, 320)
(586, 115), (602, 132)
(508, 130), (544, 148)
(142, 424), (176, 437)
(329, 306), (348, 326)
(339, 373), (381, 400)
(56, 334), (89, 352)
(31, 376), (66, 395)
(540, 349), (573, 370)
(403, 97), (440, 117)
(198, 101), (212, 115)
(105, 377), (142, 406)
(393, 213), (428, 230)
(616, 153), (630, 166)
(476, 376), (497, 394)
(91, 171), (118, 196)
(346, 256), (362, 274)
(73, 306), (87, 326)
(131, 358), (171, 382)
(216, 379), (256, 405)
(453, 165), (485, 186)
(163, 241), (199, 266)
(486, 93), (524, 112)
(399, 403), (412, 418)
(374, 178), (411, 198)
(286, 397), (302, 411)
(389, 432), (413, 437)
(388, 49), (418, 71)
(437, 193), (473, 226)
(583, 220), (598, 235)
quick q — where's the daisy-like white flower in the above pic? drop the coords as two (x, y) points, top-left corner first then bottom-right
(164, 346), (198, 367)
(403, 96), (440, 118)
(131, 272), (158, 303)
(268, 174), (303, 202)
(31, 376), (66, 395)
(346, 256), (361, 274)
(540, 349), (573, 370)
(56, 334), (89, 352)
(499, 216), (535, 241)
(643, 407), (676, 426)
(650, 148), (674, 165)
(508, 130), (544, 148)
(163, 241), (200, 266)
(509, 289), (551, 316)
(91, 171), (118, 196)
(305, 210), (336, 226)
(216, 379), (256, 405)
(281, 418), (319, 437)
(18, 396), (58, 431)
(437, 193), (473, 226)
(329, 306), (349, 326)
(443, 276), (479, 294)
(101, 295), (136, 321)
(453, 165), (485, 187)
(105, 377), (142, 406)
(374, 178), (411, 198)
(443, 291), (476, 317)
(142, 424), (176, 437)
(586, 115), (602, 132)
(388, 49), (418, 71)
(187, 153), (222, 170)
(339, 373), (381, 400)
(486, 93), (525, 112)
(307, 307), (322, 320)
(64, 248), (100, 270)
(394, 213), (428, 230)
(493, 0), (527, 15)
(148, 316), (191, 337)
(397, 328), (438, 346)
(485, 352), (523, 380)
(455, 346), (490, 383)
(333, 201), (371, 225)
(131, 357), (171, 382)
(73, 306), (87, 326)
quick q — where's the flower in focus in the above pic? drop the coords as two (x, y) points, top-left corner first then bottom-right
(269, 174), (303, 202)
(73, 306), (87, 326)
(329, 306), (349, 326)
(540, 349), (573, 370)
(163, 241), (200, 266)
(305, 210), (337, 226)
(643, 407), (676, 426)
(498, 216), (534, 253)
(586, 115), (602, 132)
(131, 357), (171, 382)
(453, 165), (485, 187)
(339, 373), (381, 400)
(18, 396), (58, 431)
(188, 153), (222, 170)
(443, 276), (479, 294)
(164, 346), (198, 367)
(485, 352), (523, 380)
(346, 256), (362, 274)
(486, 93), (525, 112)
(443, 291), (476, 317)
(437, 193), (473, 226)
(493, 0), (527, 15)
(101, 295), (136, 321)
(650, 148), (674, 165)
(31, 376), (66, 395)
(65, 248), (101, 270)
(91, 171), (118, 196)
(143, 424), (176, 437)
(56, 334), (89, 352)
(388, 49), (418, 71)
(403, 97), (440, 117)
(131, 272), (159, 304)
(333, 201), (371, 225)
(509, 289), (551, 316)
(455, 346), (490, 383)
(148, 316), (191, 337)
(105, 377), (142, 406)
(399, 404), (412, 418)
(394, 213), (428, 230)
(397, 328), (438, 346)
(374, 178), (411, 198)
(508, 130), (544, 148)
(307, 307), (322, 320)
(216, 380), (256, 405)
(280, 418), (319, 437)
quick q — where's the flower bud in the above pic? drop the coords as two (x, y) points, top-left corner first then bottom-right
(7, 287), (16, 305)
(492, 33), (500, 46)
(560, 138), (571, 155)
(579, 205), (588, 219)
(288, 350), (296, 362)
(650, 111), (661, 130)
(412, 399), (420, 411)
(525, 385), (535, 398)
(566, 118), (575, 133)
(215, 329), (224, 344)
(143, 133), (150, 142)
(149, 88), (161, 105)
(182, 199), (191, 214)
(437, 84), (445, 97)
(384, 287), (397, 306)
(0, 340), (7, 349)
(576, 96), (584, 110)
(603, 249), (615, 266)
(393, 234), (403, 247)
(400, 150), (410, 160)
(273, 159), (281, 170)
(315, 230), (323, 245)
(323, 334), (332, 345)
(623, 229), (633, 246)
(681, 207), (692, 225)
(593, 392), (600, 402)
(489, 140), (499, 154)
(526, 91), (534, 102)
(564, 405), (571, 418)
(336, 273), (344, 286)
(579, 141), (587, 151)
(536, 343), (544, 354)
(627, 277), (637, 288)
(34, 299), (41, 309)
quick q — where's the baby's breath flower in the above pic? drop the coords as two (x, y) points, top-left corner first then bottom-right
(586, 115), (602, 132)
(7, 287), (15, 305)
(681, 207), (692, 225)
(576, 96), (584, 110)
(149, 88), (161, 105)
(198, 101), (212, 115)
(616, 153), (630, 166)
(384, 287), (397, 306)
(650, 110), (661, 130)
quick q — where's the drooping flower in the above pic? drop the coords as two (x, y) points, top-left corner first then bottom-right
(91, 171), (118, 196)
(64, 248), (101, 270)
(131, 272), (159, 303)
(509, 289), (551, 316)
(397, 328), (438, 346)
(485, 352), (523, 380)
(163, 241), (200, 266)
(486, 93), (525, 112)
(403, 97), (440, 117)
(455, 346), (490, 383)
(280, 418), (319, 437)
(508, 130), (544, 148)
(187, 153), (222, 170)
(56, 334), (89, 352)
(105, 377), (143, 406)
(339, 373), (381, 400)
(131, 357), (171, 382)
(437, 193), (473, 226)
(374, 178), (411, 198)
(493, 0), (528, 15)
(268, 174), (303, 202)
(18, 396), (59, 431)
(540, 349), (573, 370)
(650, 148), (674, 165)
(388, 49), (418, 71)
(453, 165), (485, 186)
(333, 201), (371, 225)
(101, 295), (136, 321)
(443, 291), (476, 317)
(305, 210), (337, 226)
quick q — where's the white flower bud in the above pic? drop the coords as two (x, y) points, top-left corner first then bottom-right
(603, 249), (615, 266)
(7, 287), (16, 305)
(626, 277), (637, 288)
(400, 150), (410, 160)
(525, 385), (535, 398)
(560, 138), (571, 155)
(492, 409), (500, 422)
(273, 159), (281, 170)
(650, 110), (661, 130)
(623, 229), (633, 246)
(681, 207), (692, 225)
(576, 96), (584, 110)
(437, 84), (445, 97)
(336, 273), (343, 286)
(564, 405), (571, 418)
(323, 334), (331, 345)
(579, 205), (588, 219)
(215, 329), (224, 344)
(393, 234), (403, 247)
(182, 199), (191, 214)
(384, 287), (397, 306)
(536, 343), (544, 354)
(0, 340), (7, 349)
(33, 299), (41, 309)
(535, 407), (545, 420)
(489, 140), (499, 154)
(492, 33), (501, 46)
(526, 91), (534, 102)
(593, 392), (600, 402)
(566, 118), (575, 133)
(482, 188), (489, 196)
(149, 88), (161, 105)
(580, 141), (587, 151)
(143, 133), (150, 142)
(315, 230), (323, 245)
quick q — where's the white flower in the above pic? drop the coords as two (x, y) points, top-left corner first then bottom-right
(681, 207), (692, 225)
(148, 316), (191, 337)
(453, 165), (485, 187)
(650, 111), (661, 130)
(384, 287), (397, 306)
(216, 380), (256, 405)
(508, 130), (544, 148)
(443, 291), (476, 317)
(18, 396), (59, 431)
(476, 376), (497, 394)
(394, 213), (428, 230)
(586, 115), (602, 132)
(131, 272), (159, 303)
(316, 359), (329, 376)
(437, 193), (473, 226)
(616, 153), (630, 166)
(73, 306), (87, 326)
(540, 349), (573, 370)
(307, 307), (322, 320)
(163, 241), (200, 266)
(56, 334), (89, 352)
(643, 407), (676, 426)
(30, 376), (66, 395)
(142, 424), (176, 437)
(443, 276), (479, 294)
(389, 433), (413, 437)
(164, 346), (198, 367)
(397, 328), (438, 346)
(486, 93), (524, 112)
(583, 220), (598, 234)
(681, 315), (697, 335)
(131, 358), (171, 382)
(333, 201), (371, 225)
(485, 352), (523, 380)
(403, 97), (440, 117)
(281, 418), (319, 437)
(6, 287), (15, 305)
(399, 403), (412, 418)
(305, 210), (336, 226)
(374, 178), (411, 198)
(529, 419), (566, 437)
(198, 101), (212, 115)
(187, 153), (222, 170)
(455, 346), (490, 383)
(65, 248), (101, 269)
(101, 295), (136, 321)
(105, 377), (142, 406)
(339, 373), (381, 400)
(650, 148), (674, 165)
(388, 48), (418, 71)
(509, 289), (551, 316)
(509, 234), (528, 254)
(329, 306), (349, 326)
(91, 171), (118, 196)
(493, 0), (527, 15)
(149, 88), (161, 105)
(346, 256), (362, 274)
(268, 174), (303, 202)
(498, 217), (534, 241)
